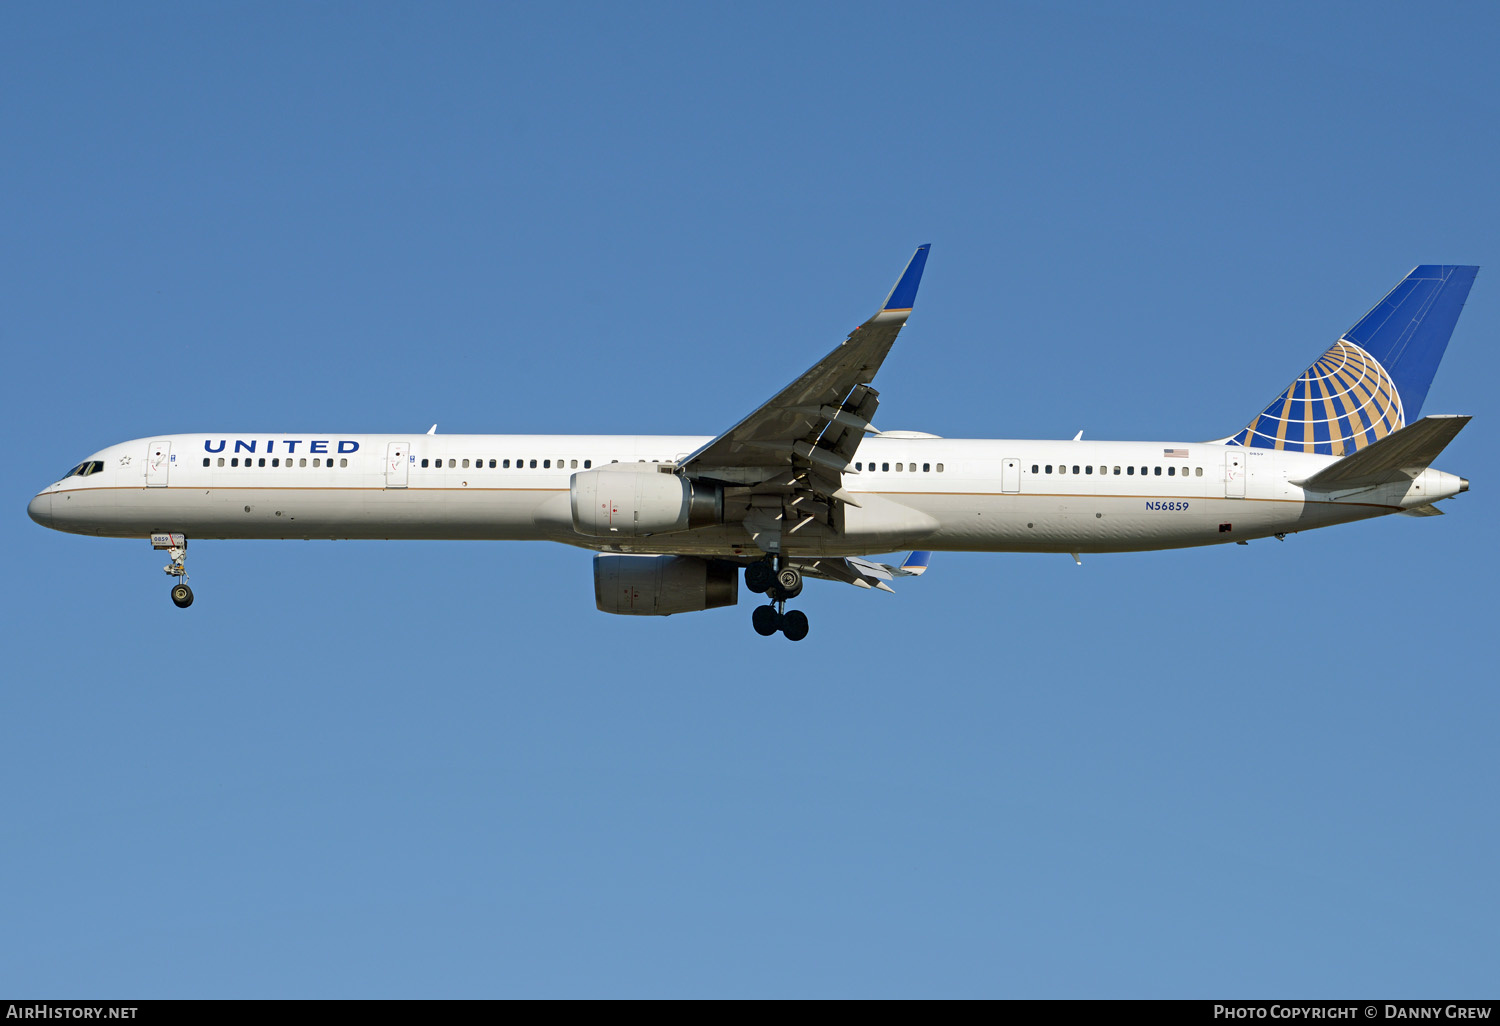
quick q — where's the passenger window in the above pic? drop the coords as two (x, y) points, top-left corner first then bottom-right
(300, 458), (307, 467)
(1168, 466), (1175, 476)
(273, 458), (280, 467)
(218, 457), (225, 467)
(529, 459), (537, 468)
(314, 458), (322, 467)
(1113, 466), (1121, 475)
(896, 463), (903, 472)
(856, 462), (862, 471)
(1154, 466), (1161, 476)
(340, 458), (347, 467)
(202, 458), (210, 467)
(1085, 465), (1093, 475)
(882, 463), (889, 472)
(936, 464), (944, 472)
(1031, 464), (1038, 474)
(1058, 465), (1066, 475)
(502, 459), (510, 468)
(462, 459), (470, 469)
(258, 458), (265, 467)
(584, 460), (592, 469)
(1196, 467), (1203, 477)
(231, 457), (239, 467)
(923, 463), (930, 472)
(1127, 466), (1134, 475)
(570, 460), (577, 469)
(544, 460), (551, 469)
(1072, 465), (1080, 475)
(1045, 465), (1052, 474)
(447, 459), (455, 469)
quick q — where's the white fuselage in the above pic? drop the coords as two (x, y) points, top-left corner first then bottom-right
(28, 432), (1461, 556)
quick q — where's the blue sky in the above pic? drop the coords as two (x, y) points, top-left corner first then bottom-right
(3, 1), (1496, 998)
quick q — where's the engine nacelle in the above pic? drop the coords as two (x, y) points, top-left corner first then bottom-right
(570, 466), (721, 538)
(593, 555), (739, 616)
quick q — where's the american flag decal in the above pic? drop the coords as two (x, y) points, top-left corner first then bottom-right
(1163, 448), (1188, 458)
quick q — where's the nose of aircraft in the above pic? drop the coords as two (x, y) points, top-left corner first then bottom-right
(28, 491), (53, 527)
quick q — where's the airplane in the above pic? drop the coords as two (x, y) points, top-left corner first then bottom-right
(28, 248), (1477, 641)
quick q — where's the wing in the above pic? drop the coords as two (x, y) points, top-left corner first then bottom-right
(679, 245), (931, 548)
(793, 551), (933, 593)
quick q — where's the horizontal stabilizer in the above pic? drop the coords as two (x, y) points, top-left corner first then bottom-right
(1294, 415), (1470, 491)
(1399, 504), (1445, 517)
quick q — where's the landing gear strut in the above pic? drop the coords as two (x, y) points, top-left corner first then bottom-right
(746, 558), (808, 640)
(154, 533), (193, 608)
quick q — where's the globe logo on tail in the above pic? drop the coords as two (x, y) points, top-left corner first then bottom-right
(1236, 338), (1403, 456)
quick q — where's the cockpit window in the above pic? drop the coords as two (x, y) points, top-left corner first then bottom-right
(61, 461), (104, 479)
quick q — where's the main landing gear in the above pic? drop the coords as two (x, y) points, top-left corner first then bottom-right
(745, 557), (808, 641)
(154, 533), (193, 608)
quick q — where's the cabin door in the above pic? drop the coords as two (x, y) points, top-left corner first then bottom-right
(386, 442), (410, 488)
(1225, 451), (1245, 498)
(147, 441), (171, 487)
(1001, 458), (1021, 493)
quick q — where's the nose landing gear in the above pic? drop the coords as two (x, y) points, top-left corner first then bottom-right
(746, 558), (808, 640)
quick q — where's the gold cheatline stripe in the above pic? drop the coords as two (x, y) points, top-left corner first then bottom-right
(50, 484), (1402, 511)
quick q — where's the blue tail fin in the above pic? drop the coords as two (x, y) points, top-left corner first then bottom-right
(1232, 265), (1478, 455)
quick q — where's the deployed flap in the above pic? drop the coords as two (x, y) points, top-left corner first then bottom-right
(679, 245), (931, 490)
(1294, 414), (1470, 491)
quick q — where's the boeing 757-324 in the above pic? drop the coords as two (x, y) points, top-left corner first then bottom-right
(28, 248), (1476, 640)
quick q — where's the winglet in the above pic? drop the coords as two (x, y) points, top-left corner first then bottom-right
(876, 244), (931, 320)
(899, 551), (931, 576)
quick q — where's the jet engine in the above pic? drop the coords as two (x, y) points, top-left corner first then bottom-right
(570, 466), (721, 538)
(593, 554), (739, 616)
